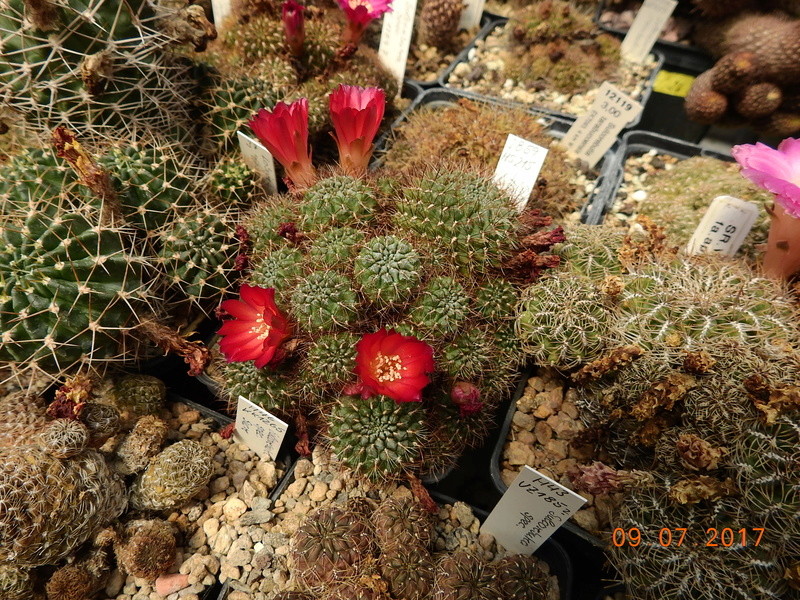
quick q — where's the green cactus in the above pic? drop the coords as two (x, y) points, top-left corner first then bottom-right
(250, 245), (305, 291)
(290, 271), (360, 331)
(205, 154), (262, 206)
(473, 279), (519, 321)
(309, 227), (367, 269)
(219, 359), (297, 415)
(108, 374), (167, 416)
(99, 141), (196, 232)
(554, 224), (627, 279)
(407, 277), (470, 337)
(304, 333), (359, 387)
(516, 272), (613, 369)
(0, 147), (78, 216)
(157, 207), (240, 308)
(394, 172), (518, 275)
(326, 396), (428, 480)
(0, 199), (156, 376)
(301, 176), (378, 230)
(129, 440), (213, 511)
(0, 0), (207, 143)
(0, 440), (126, 566)
(355, 235), (423, 306)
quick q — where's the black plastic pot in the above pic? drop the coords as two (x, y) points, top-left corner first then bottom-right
(405, 11), (505, 90)
(372, 87), (621, 225)
(217, 487), (575, 600)
(593, 0), (712, 71)
(439, 18), (664, 129)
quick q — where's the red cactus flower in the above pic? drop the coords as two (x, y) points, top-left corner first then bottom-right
(354, 328), (434, 402)
(329, 84), (385, 175)
(249, 99), (317, 189)
(282, 0), (305, 57)
(218, 285), (293, 368)
(450, 381), (483, 417)
(336, 0), (393, 45)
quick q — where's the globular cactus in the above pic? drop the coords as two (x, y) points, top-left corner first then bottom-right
(37, 418), (88, 458)
(0, 425), (127, 566)
(0, 0), (212, 144)
(204, 154), (262, 206)
(129, 440), (214, 511)
(433, 551), (501, 600)
(495, 554), (551, 600)
(222, 169), (550, 480)
(114, 519), (177, 580)
(379, 542), (436, 600)
(114, 415), (169, 475)
(0, 390), (48, 448)
(502, 0), (621, 95)
(0, 565), (35, 600)
(157, 206), (241, 310)
(372, 497), (435, 549)
(289, 504), (375, 590)
(417, 0), (464, 50)
(326, 396), (428, 480)
(106, 374), (167, 417)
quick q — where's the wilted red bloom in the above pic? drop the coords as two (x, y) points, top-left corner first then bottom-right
(282, 0), (305, 57)
(354, 328), (434, 402)
(337, 0), (393, 44)
(451, 381), (483, 417)
(218, 285), (293, 368)
(249, 99), (317, 188)
(329, 84), (385, 175)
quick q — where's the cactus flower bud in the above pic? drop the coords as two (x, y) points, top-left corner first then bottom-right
(451, 381), (482, 417)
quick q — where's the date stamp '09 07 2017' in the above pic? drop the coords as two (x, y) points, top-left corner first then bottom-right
(612, 527), (766, 548)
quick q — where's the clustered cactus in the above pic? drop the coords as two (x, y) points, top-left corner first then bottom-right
(222, 166), (565, 480)
(517, 221), (800, 599)
(287, 497), (553, 600)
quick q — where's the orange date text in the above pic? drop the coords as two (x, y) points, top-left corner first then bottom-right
(611, 527), (765, 548)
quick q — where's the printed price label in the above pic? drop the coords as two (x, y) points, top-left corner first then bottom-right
(378, 0), (418, 86)
(482, 467), (586, 554)
(620, 0), (677, 63)
(459, 0), (485, 30)
(493, 134), (549, 212)
(211, 0), (233, 31)
(685, 195), (760, 256)
(653, 70), (696, 98)
(561, 82), (642, 168)
(234, 395), (289, 461)
(237, 132), (278, 194)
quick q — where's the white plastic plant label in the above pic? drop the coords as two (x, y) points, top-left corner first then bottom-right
(459, 0), (486, 30)
(211, 0), (233, 31)
(237, 132), (278, 194)
(481, 466), (586, 553)
(234, 395), (289, 461)
(561, 82), (643, 168)
(492, 134), (549, 212)
(378, 0), (418, 86)
(620, 0), (678, 63)
(685, 195), (760, 256)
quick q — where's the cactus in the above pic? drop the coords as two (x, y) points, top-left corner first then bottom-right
(326, 396), (428, 480)
(114, 519), (177, 580)
(0, 433), (127, 566)
(129, 440), (214, 511)
(0, 390), (48, 448)
(114, 415), (169, 475)
(379, 542), (436, 600)
(290, 270), (360, 330)
(495, 554), (551, 600)
(433, 551), (501, 600)
(0, 0), (210, 144)
(0, 565), (35, 600)
(289, 504), (375, 590)
(304, 333), (359, 387)
(372, 497), (435, 549)
(355, 235), (423, 306)
(205, 154), (262, 206)
(37, 418), (88, 458)
(106, 374), (167, 416)
(417, 0), (464, 50)
(219, 359), (297, 415)
(301, 176), (378, 230)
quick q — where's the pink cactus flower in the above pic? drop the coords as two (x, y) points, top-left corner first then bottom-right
(282, 0), (305, 57)
(249, 99), (317, 189)
(329, 84), (385, 175)
(732, 138), (800, 218)
(450, 381), (483, 417)
(732, 138), (800, 279)
(336, 0), (393, 45)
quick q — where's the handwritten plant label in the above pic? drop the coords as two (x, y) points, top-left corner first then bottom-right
(378, 0), (418, 86)
(459, 0), (486, 30)
(561, 82), (643, 168)
(685, 195), (759, 256)
(234, 395), (289, 461)
(482, 466), (586, 553)
(211, 0), (233, 32)
(237, 132), (278, 194)
(620, 0), (678, 63)
(493, 134), (549, 212)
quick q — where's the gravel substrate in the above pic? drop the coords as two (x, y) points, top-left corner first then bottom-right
(446, 25), (658, 117)
(500, 369), (621, 537)
(220, 448), (560, 600)
(101, 402), (286, 600)
(404, 30), (476, 83)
